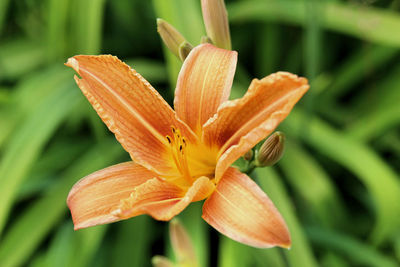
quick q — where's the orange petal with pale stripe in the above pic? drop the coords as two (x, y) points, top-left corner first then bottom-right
(67, 162), (157, 230)
(202, 167), (290, 248)
(118, 176), (215, 221)
(174, 44), (237, 135)
(66, 55), (196, 176)
(202, 72), (309, 181)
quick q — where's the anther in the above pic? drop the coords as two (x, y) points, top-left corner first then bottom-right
(166, 136), (172, 144)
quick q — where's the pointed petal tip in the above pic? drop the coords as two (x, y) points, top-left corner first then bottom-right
(202, 168), (292, 249)
(65, 57), (79, 72)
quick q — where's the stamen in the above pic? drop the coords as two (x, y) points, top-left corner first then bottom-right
(166, 126), (193, 184)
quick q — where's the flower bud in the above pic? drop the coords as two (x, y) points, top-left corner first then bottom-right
(179, 42), (193, 61)
(152, 256), (174, 267)
(170, 219), (197, 267)
(200, 35), (213, 45)
(257, 132), (285, 167)
(201, 0), (231, 50)
(157, 18), (191, 59)
(243, 149), (253, 161)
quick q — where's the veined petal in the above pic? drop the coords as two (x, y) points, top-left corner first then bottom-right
(66, 55), (196, 176)
(202, 167), (290, 248)
(118, 176), (215, 221)
(67, 162), (156, 230)
(202, 72), (309, 181)
(174, 44), (237, 135)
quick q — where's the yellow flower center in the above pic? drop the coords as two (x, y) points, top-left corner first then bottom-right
(165, 127), (218, 189)
(166, 127), (193, 185)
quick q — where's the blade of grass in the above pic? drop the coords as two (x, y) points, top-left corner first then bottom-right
(0, 0), (10, 36)
(318, 45), (398, 101)
(43, 223), (75, 267)
(218, 237), (253, 267)
(70, 0), (106, 54)
(282, 111), (400, 244)
(0, 78), (81, 236)
(320, 253), (350, 267)
(279, 141), (346, 228)
(125, 59), (168, 84)
(0, 39), (46, 80)
(178, 202), (209, 267)
(228, 1), (400, 48)
(307, 226), (399, 267)
(69, 225), (108, 267)
(254, 167), (319, 267)
(0, 139), (124, 267)
(0, 66), (74, 149)
(18, 139), (91, 199)
(255, 24), (281, 76)
(46, 0), (70, 61)
(110, 217), (154, 267)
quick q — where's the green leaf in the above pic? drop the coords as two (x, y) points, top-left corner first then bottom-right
(307, 226), (399, 267)
(46, 0), (70, 61)
(0, 79), (81, 235)
(69, 0), (106, 54)
(0, 139), (124, 267)
(279, 141), (346, 228)
(0, 0), (11, 35)
(228, 1), (400, 48)
(0, 39), (46, 80)
(283, 111), (400, 244)
(178, 202), (209, 267)
(218, 237), (253, 267)
(254, 167), (319, 267)
(125, 59), (168, 84)
(110, 217), (154, 267)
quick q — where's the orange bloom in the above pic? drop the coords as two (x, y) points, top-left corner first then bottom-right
(66, 44), (309, 248)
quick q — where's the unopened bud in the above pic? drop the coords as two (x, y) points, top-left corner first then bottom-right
(257, 132), (285, 167)
(179, 42), (193, 61)
(152, 256), (174, 267)
(201, 35), (213, 44)
(243, 149), (253, 161)
(157, 18), (191, 59)
(170, 219), (197, 267)
(201, 0), (231, 50)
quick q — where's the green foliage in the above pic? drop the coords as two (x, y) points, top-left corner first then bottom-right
(0, 0), (399, 266)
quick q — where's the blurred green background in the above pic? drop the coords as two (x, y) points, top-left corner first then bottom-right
(1, 0), (400, 266)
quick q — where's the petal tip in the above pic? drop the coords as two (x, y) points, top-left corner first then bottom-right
(65, 57), (79, 73)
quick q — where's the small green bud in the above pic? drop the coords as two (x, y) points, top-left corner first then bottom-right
(152, 256), (174, 267)
(200, 35), (213, 44)
(243, 149), (253, 161)
(157, 18), (192, 60)
(201, 0), (231, 50)
(257, 132), (285, 167)
(178, 42), (193, 61)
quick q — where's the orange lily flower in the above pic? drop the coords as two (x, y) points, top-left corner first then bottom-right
(66, 44), (309, 248)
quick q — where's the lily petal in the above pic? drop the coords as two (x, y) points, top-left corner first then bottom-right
(66, 55), (196, 176)
(202, 167), (290, 248)
(118, 176), (215, 221)
(203, 72), (309, 181)
(174, 44), (237, 134)
(67, 162), (157, 230)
